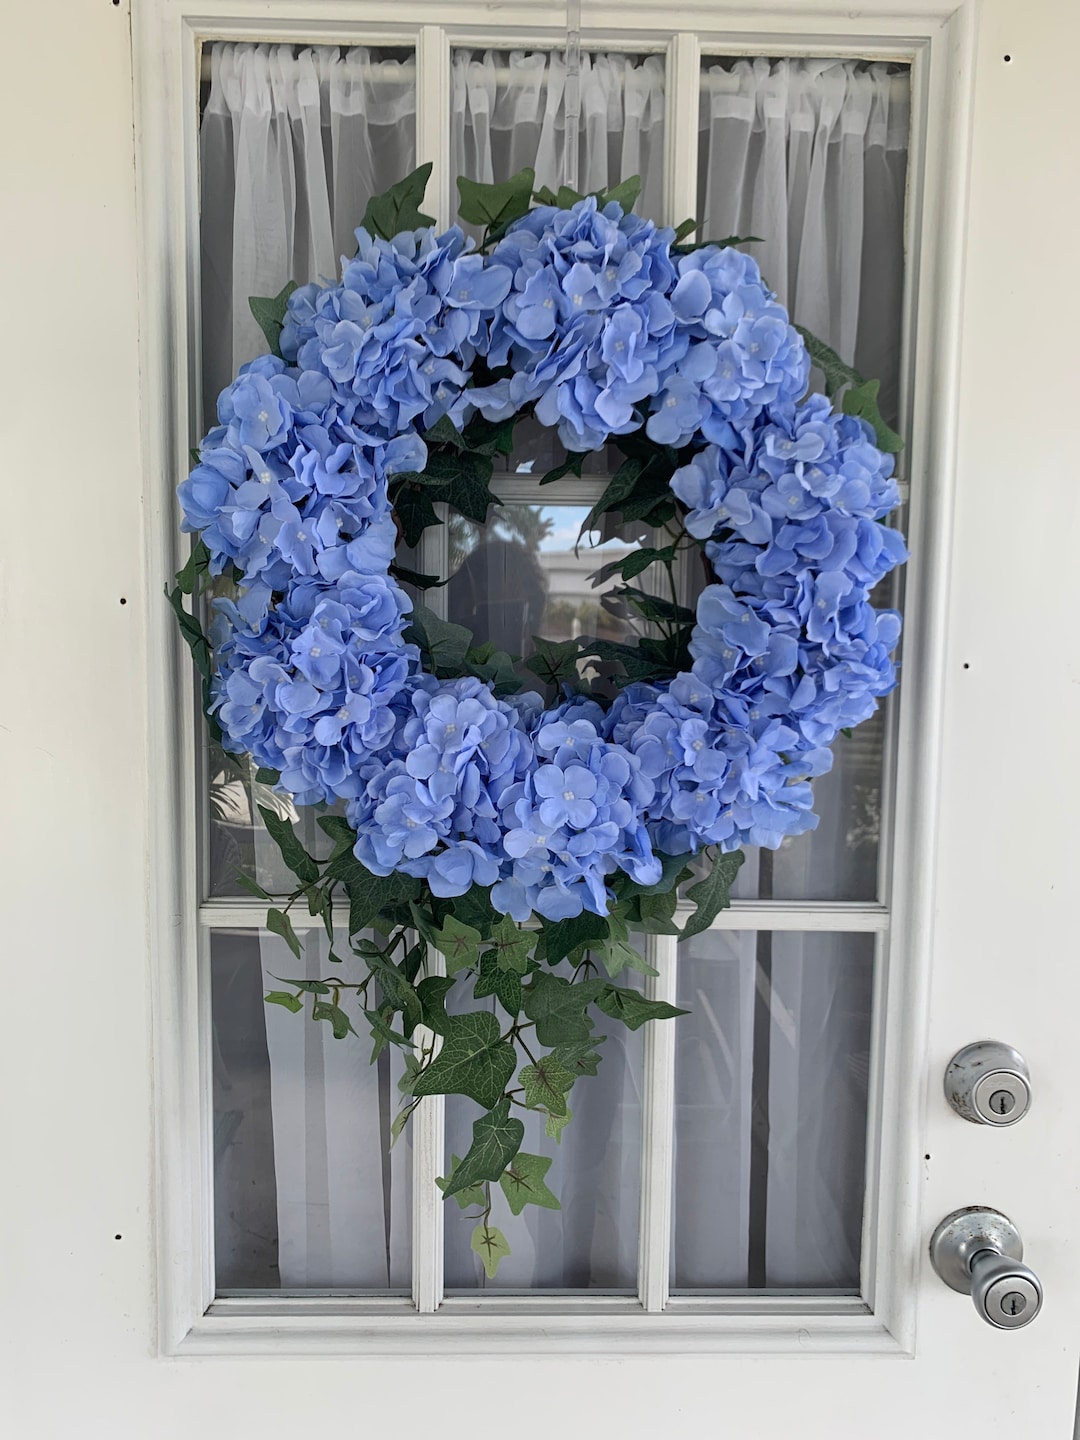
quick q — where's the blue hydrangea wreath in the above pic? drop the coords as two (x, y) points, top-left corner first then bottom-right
(172, 167), (905, 1256)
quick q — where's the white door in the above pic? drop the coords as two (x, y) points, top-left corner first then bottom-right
(4, 0), (1080, 1435)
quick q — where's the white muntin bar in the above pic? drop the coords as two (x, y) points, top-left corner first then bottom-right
(411, 944), (447, 1313)
(638, 933), (678, 1312)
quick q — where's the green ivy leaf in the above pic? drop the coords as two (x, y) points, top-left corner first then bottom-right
(637, 888), (682, 936)
(441, 1097), (524, 1198)
(327, 852), (421, 934)
(174, 538), (211, 596)
(499, 1152), (561, 1215)
(412, 1012), (517, 1109)
(256, 805), (320, 886)
(540, 911), (609, 966)
(672, 217), (698, 244)
(597, 175), (642, 213)
(457, 167), (535, 231)
(389, 561), (447, 591)
(473, 951), (524, 1017)
(519, 1055), (576, 1117)
(596, 938), (658, 977)
(248, 281), (298, 358)
(538, 452), (585, 486)
(253, 766), (280, 786)
(841, 377), (904, 454)
(360, 162), (436, 240)
(461, 413), (518, 457)
(795, 324), (861, 397)
(316, 814), (356, 861)
(423, 414), (467, 449)
(436, 1155), (486, 1210)
(266, 907), (303, 960)
(681, 849), (746, 941)
(312, 1000), (355, 1040)
(402, 602), (474, 678)
(590, 544), (677, 587)
(522, 972), (604, 1047)
(264, 990), (303, 1013)
(471, 1224), (512, 1278)
(546, 1107), (573, 1143)
(551, 1037), (605, 1078)
(487, 914), (533, 975)
(577, 458), (643, 537)
(423, 450), (498, 525)
(166, 584), (212, 682)
(391, 482), (442, 548)
(522, 636), (583, 689)
(416, 975), (456, 1037)
(432, 914), (483, 976)
(450, 885), (501, 940)
(596, 984), (688, 1032)
(273, 976), (331, 995)
(235, 872), (271, 901)
(365, 950), (423, 1031)
(363, 1006), (415, 1062)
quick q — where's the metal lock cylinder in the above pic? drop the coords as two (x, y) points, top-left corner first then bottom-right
(944, 1040), (1031, 1126)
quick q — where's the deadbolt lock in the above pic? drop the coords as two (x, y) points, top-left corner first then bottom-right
(944, 1041), (1031, 1126)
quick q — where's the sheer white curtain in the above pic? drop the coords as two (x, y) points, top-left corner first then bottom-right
(201, 43), (907, 1294)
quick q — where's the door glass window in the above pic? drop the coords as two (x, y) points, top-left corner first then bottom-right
(195, 37), (909, 1303)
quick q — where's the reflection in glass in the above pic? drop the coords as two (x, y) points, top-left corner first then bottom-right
(671, 929), (874, 1291)
(446, 502), (648, 699)
(212, 929), (412, 1292)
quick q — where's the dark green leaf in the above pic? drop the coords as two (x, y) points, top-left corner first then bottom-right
(423, 414), (467, 449)
(637, 888), (682, 935)
(174, 538), (211, 596)
(316, 814), (356, 861)
(389, 562), (448, 590)
(795, 324), (861, 399)
(327, 853), (421, 934)
(424, 450), (498, 525)
(412, 1012), (517, 1109)
(551, 1037), (605, 1078)
(402, 601), (474, 677)
(363, 1006), (415, 1061)
(538, 452), (585, 486)
(457, 167), (535, 231)
(522, 972), (604, 1047)
(461, 413), (518, 457)
(392, 483), (442, 548)
(253, 767), (281, 786)
(416, 975), (456, 1037)
(590, 544), (676, 587)
(256, 805), (321, 886)
(436, 1155), (486, 1209)
(264, 990), (303, 1013)
(473, 951), (523, 1017)
(166, 585), (212, 681)
(518, 1055), (576, 1116)
(522, 636), (583, 689)
(248, 281), (298, 358)
(841, 377), (904, 454)
(266, 907), (303, 960)
(273, 976), (331, 995)
(673, 217), (698, 245)
(312, 1000), (355, 1040)
(577, 458), (643, 537)
(440, 1097), (524, 1198)
(680, 849), (746, 941)
(235, 871), (271, 901)
(615, 586), (695, 627)
(450, 885), (501, 940)
(598, 175), (642, 213)
(365, 950), (423, 1029)
(360, 162), (436, 240)
(596, 984), (688, 1032)
(540, 911), (609, 966)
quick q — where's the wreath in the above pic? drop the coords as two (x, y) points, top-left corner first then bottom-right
(172, 164), (905, 1275)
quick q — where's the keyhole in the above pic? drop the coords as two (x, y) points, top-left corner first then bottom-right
(989, 1089), (1016, 1115)
(1002, 1291), (1027, 1316)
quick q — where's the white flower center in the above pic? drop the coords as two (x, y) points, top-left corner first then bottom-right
(260, 470), (271, 484)
(258, 409), (269, 422)
(296, 531), (307, 542)
(563, 790), (575, 802)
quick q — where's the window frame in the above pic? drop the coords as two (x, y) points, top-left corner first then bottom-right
(135, 0), (975, 1357)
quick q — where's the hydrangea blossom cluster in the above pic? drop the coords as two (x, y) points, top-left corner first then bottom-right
(178, 193), (905, 920)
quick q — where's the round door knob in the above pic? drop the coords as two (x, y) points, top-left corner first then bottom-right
(944, 1041), (1031, 1126)
(930, 1207), (1043, 1330)
(970, 1249), (1043, 1329)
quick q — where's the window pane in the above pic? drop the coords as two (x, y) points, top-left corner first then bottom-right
(446, 501), (650, 700)
(199, 39), (416, 898)
(443, 992), (643, 1292)
(212, 928), (412, 1292)
(671, 929), (874, 1291)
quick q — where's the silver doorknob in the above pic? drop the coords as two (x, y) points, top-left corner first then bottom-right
(930, 1207), (1043, 1329)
